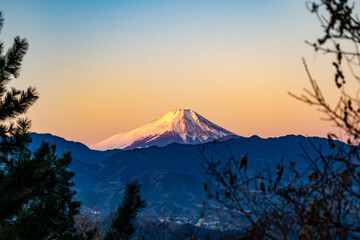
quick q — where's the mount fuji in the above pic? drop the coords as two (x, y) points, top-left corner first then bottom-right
(90, 109), (236, 151)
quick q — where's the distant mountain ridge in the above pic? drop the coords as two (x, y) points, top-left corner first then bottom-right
(28, 132), (339, 217)
(29, 133), (120, 164)
(90, 109), (236, 151)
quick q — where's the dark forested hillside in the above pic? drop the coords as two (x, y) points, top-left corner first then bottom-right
(28, 133), (338, 217)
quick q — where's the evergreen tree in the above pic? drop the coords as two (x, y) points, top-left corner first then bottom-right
(0, 10), (85, 240)
(105, 181), (146, 240)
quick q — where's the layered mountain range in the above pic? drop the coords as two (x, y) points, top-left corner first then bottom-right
(27, 110), (338, 218)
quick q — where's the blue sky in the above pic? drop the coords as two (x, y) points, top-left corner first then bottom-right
(0, 0), (335, 145)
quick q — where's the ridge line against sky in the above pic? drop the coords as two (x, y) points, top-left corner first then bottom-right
(1, 0), (343, 145)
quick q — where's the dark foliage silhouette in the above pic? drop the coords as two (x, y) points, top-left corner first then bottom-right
(105, 181), (146, 240)
(0, 10), (91, 240)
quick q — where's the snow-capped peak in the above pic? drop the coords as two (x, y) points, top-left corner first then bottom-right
(90, 109), (236, 151)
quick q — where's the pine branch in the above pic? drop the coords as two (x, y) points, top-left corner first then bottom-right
(0, 86), (38, 120)
(0, 36), (29, 97)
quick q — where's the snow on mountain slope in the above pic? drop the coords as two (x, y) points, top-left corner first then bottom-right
(90, 109), (236, 151)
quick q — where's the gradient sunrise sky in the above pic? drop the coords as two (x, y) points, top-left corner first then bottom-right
(1, 0), (343, 145)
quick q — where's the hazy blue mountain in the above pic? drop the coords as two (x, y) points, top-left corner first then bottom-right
(92, 134), (335, 215)
(29, 133), (120, 164)
(27, 132), (337, 216)
(29, 133), (121, 190)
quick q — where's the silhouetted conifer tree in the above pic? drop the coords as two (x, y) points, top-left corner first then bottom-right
(0, 10), (88, 240)
(105, 181), (146, 240)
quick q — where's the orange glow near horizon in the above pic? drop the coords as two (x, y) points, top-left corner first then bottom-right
(1, 0), (344, 145)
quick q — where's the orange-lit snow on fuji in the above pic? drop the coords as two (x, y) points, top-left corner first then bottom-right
(90, 109), (235, 151)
